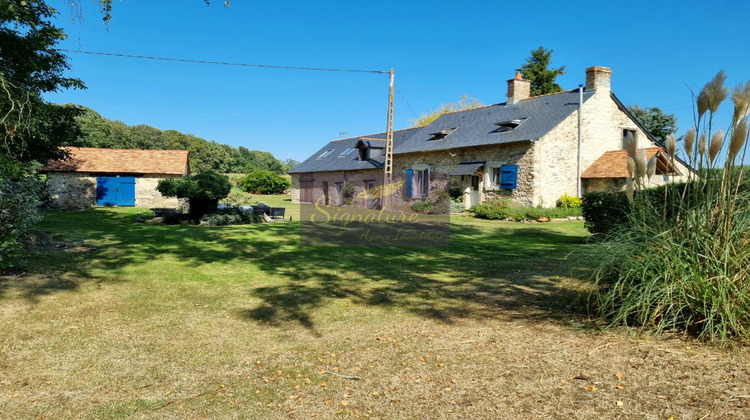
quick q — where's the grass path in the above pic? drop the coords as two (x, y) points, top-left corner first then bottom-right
(0, 207), (748, 418)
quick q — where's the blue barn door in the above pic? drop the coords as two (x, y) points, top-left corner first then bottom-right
(97, 177), (136, 206)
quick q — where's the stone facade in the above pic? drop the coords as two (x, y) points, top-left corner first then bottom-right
(291, 169), (383, 208)
(46, 173), (181, 209)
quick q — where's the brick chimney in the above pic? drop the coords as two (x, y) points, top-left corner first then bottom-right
(507, 72), (531, 103)
(585, 66), (612, 92)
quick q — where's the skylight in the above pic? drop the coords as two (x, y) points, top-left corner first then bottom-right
(429, 127), (456, 140)
(317, 149), (334, 159)
(494, 118), (527, 133)
(339, 147), (356, 157)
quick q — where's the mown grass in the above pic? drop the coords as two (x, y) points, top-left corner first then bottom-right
(1, 207), (749, 419)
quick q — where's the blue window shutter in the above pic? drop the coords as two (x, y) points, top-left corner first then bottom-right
(424, 168), (430, 196)
(500, 165), (518, 189)
(405, 169), (413, 197)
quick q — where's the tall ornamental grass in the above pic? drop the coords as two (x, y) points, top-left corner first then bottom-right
(590, 72), (750, 342)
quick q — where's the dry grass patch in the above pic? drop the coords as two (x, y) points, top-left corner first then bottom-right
(0, 208), (748, 418)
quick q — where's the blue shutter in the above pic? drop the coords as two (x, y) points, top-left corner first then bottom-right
(500, 165), (518, 190)
(405, 169), (413, 197)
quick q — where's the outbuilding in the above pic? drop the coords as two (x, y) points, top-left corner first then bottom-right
(42, 147), (190, 209)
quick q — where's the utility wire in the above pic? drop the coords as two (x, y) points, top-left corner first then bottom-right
(57, 49), (390, 75)
(396, 86), (419, 120)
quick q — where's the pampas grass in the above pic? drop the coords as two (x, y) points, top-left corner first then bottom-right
(590, 71), (750, 343)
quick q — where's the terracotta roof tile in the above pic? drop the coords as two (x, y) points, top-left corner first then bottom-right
(42, 147), (189, 175)
(582, 147), (673, 179)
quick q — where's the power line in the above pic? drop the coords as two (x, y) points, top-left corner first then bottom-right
(396, 86), (419, 120)
(57, 49), (390, 75)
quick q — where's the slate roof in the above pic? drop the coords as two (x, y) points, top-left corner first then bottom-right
(395, 89), (594, 154)
(42, 147), (190, 175)
(288, 128), (420, 174)
(582, 147), (678, 178)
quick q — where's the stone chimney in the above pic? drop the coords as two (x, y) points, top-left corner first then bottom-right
(585, 66), (612, 92)
(507, 72), (531, 103)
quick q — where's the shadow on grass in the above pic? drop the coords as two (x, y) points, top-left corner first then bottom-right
(6, 208), (594, 332)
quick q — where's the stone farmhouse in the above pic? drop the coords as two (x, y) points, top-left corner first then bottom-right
(290, 66), (690, 210)
(42, 147), (190, 209)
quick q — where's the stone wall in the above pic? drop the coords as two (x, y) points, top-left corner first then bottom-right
(135, 175), (180, 208)
(46, 172), (97, 208)
(45, 172), (181, 209)
(393, 142), (535, 208)
(533, 86), (691, 207)
(290, 170), (382, 207)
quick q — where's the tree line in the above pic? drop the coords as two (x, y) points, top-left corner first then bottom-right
(76, 108), (299, 174)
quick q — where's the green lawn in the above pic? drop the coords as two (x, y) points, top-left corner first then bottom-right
(1, 207), (749, 419)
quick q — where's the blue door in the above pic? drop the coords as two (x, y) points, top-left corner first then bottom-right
(97, 177), (136, 206)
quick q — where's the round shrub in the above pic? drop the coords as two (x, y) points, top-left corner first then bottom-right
(157, 170), (232, 220)
(237, 170), (291, 195)
(0, 178), (44, 270)
(410, 201), (434, 214)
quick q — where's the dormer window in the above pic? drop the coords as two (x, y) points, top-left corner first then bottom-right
(317, 149), (334, 159)
(429, 127), (456, 140)
(493, 118), (527, 133)
(339, 147), (356, 157)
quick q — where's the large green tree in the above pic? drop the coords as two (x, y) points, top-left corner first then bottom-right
(626, 105), (679, 144)
(1, 0), (84, 177)
(519, 47), (566, 97)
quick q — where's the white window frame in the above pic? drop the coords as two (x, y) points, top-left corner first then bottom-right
(485, 161), (504, 189)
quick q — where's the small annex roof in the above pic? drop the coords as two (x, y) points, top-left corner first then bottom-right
(582, 147), (679, 179)
(42, 147), (190, 175)
(395, 89), (594, 154)
(288, 128), (420, 174)
(449, 161), (485, 176)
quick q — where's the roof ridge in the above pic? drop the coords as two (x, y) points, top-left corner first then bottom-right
(62, 146), (189, 153)
(330, 127), (418, 142)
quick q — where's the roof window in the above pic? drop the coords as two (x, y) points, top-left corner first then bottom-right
(317, 149), (334, 159)
(339, 147), (356, 157)
(429, 127), (456, 140)
(493, 118), (527, 133)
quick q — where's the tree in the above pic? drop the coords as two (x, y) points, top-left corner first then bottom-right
(157, 170), (231, 220)
(410, 95), (483, 128)
(626, 105), (679, 144)
(519, 47), (566, 97)
(237, 170), (291, 194)
(71, 0), (229, 24)
(282, 158), (300, 173)
(1, 0), (85, 177)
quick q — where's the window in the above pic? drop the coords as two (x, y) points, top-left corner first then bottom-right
(490, 167), (502, 187)
(493, 118), (527, 133)
(405, 168), (429, 197)
(622, 129), (636, 149)
(429, 127), (456, 140)
(317, 149), (333, 159)
(339, 147), (355, 157)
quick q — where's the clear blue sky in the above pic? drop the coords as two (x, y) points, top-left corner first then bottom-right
(45, 0), (750, 162)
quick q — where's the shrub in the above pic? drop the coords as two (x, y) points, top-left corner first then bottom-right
(0, 178), (44, 270)
(199, 208), (260, 226)
(449, 201), (466, 213)
(472, 199), (582, 221)
(237, 170), (290, 195)
(470, 200), (512, 220)
(581, 191), (630, 237)
(410, 201), (434, 214)
(589, 72), (750, 342)
(224, 187), (253, 206)
(557, 193), (581, 208)
(157, 170), (232, 220)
